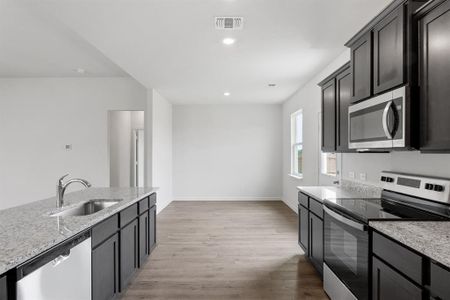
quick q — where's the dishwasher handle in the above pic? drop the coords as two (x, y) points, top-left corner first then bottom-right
(16, 230), (90, 280)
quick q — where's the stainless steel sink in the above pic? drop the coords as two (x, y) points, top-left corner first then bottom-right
(51, 199), (123, 217)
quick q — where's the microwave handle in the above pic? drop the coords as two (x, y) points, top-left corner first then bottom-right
(324, 206), (367, 232)
(382, 101), (393, 139)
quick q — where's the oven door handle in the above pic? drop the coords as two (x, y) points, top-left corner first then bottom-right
(324, 206), (367, 232)
(382, 101), (393, 139)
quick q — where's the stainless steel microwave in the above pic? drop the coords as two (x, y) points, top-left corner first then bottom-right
(348, 86), (409, 150)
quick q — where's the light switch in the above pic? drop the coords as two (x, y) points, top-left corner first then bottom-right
(64, 144), (72, 151)
(359, 173), (367, 181)
(349, 171), (355, 179)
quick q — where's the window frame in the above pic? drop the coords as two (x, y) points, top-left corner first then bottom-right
(290, 109), (303, 178)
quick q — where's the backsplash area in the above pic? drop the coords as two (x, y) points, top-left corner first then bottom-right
(340, 179), (382, 198)
(342, 151), (450, 185)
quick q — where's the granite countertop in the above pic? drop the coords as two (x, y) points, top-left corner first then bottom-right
(297, 183), (381, 202)
(0, 187), (158, 275)
(370, 221), (450, 268)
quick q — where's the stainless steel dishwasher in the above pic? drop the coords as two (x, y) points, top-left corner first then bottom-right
(16, 230), (91, 300)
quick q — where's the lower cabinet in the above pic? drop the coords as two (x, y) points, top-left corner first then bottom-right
(298, 192), (324, 276)
(139, 211), (150, 267)
(0, 275), (7, 300)
(372, 256), (422, 300)
(149, 205), (157, 251)
(120, 219), (139, 290)
(92, 233), (120, 300)
(298, 204), (309, 255)
(430, 262), (450, 300)
(309, 213), (323, 275)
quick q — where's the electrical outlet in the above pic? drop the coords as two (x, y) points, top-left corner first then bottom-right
(64, 144), (72, 151)
(349, 171), (355, 179)
(360, 173), (367, 181)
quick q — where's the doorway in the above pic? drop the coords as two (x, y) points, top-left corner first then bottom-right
(108, 110), (145, 187)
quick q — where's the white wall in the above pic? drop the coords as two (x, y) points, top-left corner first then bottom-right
(173, 104), (282, 201)
(282, 50), (350, 211)
(146, 90), (173, 213)
(0, 77), (147, 209)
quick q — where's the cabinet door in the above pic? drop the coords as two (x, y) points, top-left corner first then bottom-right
(373, 5), (405, 94)
(336, 66), (352, 152)
(309, 213), (323, 275)
(149, 206), (157, 252)
(0, 275), (7, 300)
(139, 212), (149, 267)
(92, 233), (119, 300)
(372, 256), (422, 300)
(430, 262), (450, 300)
(419, 1), (450, 151)
(298, 204), (309, 255)
(351, 32), (372, 103)
(120, 219), (138, 290)
(321, 79), (336, 152)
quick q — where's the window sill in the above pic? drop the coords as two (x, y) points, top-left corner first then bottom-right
(289, 174), (303, 180)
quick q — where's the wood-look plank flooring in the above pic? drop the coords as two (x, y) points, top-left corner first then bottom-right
(121, 201), (328, 300)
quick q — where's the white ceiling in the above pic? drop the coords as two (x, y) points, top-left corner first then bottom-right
(0, 1), (127, 77)
(6, 0), (391, 103)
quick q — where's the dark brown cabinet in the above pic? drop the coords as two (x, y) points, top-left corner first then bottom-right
(350, 32), (372, 103)
(418, 0), (450, 152)
(139, 211), (150, 267)
(149, 205), (157, 252)
(336, 64), (352, 152)
(372, 256), (423, 300)
(0, 275), (7, 300)
(430, 261), (450, 300)
(319, 62), (353, 153)
(92, 233), (120, 300)
(120, 219), (139, 291)
(298, 193), (324, 276)
(373, 5), (405, 94)
(321, 79), (336, 152)
(298, 204), (309, 255)
(309, 212), (323, 275)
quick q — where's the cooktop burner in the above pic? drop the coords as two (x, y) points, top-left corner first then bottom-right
(324, 195), (450, 224)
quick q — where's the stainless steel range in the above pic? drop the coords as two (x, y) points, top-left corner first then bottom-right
(323, 171), (450, 300)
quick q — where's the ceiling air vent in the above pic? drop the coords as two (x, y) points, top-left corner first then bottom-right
(215, 17), (244, 30)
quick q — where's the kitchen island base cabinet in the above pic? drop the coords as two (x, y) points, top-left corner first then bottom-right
(0, 275), (7, 300)
(120, 219), (139, 291)
(372, 256), (422, 300)
(149, 205), (157, 252)
(92, 234), (120, 300)
(298, 204), (309, 255)
(139, 212), (150, 267)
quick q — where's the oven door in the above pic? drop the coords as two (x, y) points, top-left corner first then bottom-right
(348, 86), (405, 150)
(323, 206), (369, 300)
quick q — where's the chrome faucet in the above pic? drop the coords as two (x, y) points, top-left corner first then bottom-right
(57, 174), (92, 208)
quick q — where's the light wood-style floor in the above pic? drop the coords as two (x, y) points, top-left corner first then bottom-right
(121, 201), (328, 300)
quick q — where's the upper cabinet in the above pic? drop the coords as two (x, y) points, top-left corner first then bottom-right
(346, 0), (425, 104)
(418, 0), (450, 152)
(319, 62), (354, 153)
(373, 5), (406, 94)
(350, 32), (372, 103)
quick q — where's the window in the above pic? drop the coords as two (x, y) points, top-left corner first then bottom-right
(321, 152), (337, 176)
(291, 110), (303, 177)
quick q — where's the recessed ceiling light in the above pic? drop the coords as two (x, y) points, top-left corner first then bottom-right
(222, 38), (236, 45)
(224, 92), (231, 96)
(268, 83), (277, 87)
(74, 68), (86, 74)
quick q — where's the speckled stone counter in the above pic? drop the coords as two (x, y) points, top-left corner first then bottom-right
(0, 187), (157, 274)
(297, 180), (382, 202)
(370, 221), (450, 268)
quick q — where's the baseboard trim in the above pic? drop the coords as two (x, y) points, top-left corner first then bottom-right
(173, 196), (282, 201)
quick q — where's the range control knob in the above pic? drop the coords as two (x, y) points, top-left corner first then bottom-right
(381, 176), (387, 182)
(386, 177), (394, 183)
(425, 183), (434, 190)
(434, 185), (445, 192)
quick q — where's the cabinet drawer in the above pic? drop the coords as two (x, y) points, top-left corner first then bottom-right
(149, 193), (157, 207)
(430, 262), (450, 300)
(0, 275), (7, 300)
(138, 197), (149, 215)
(120, 203), (138, 228)
(309, 198), (323, 219)
(92, 214), (119, 248)
(372, 232), (423, 284)
(298, 192), (309, 208)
